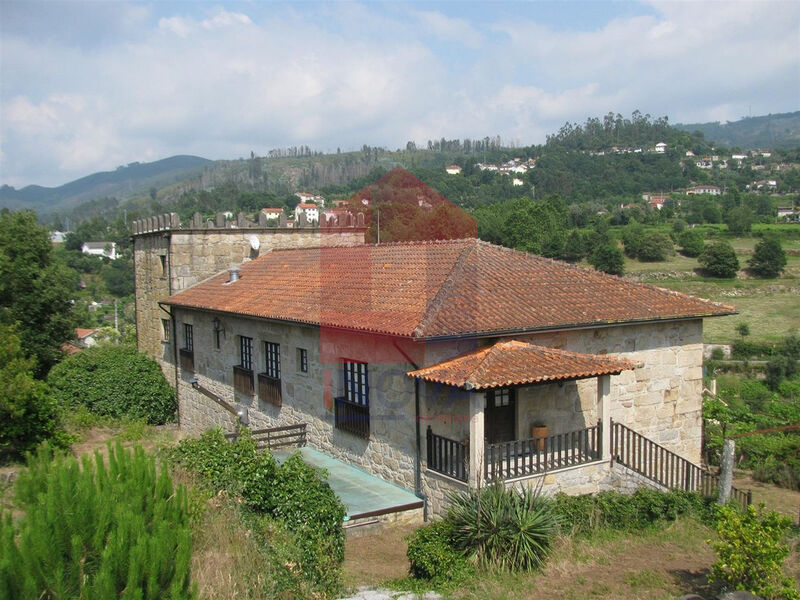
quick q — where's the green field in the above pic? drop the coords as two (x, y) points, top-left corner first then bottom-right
(620, 234), (800, 344)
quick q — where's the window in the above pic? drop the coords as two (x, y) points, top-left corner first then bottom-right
(159, 255), (167, 277)
(179, 323), (193, 371)
(264, 342), (281, 379)
(259, 341), (282, 406)
(335, 360), (370, 439)
(297, 348), (308, 373)
(161, 319), (170, 342)
(234, 336), (255, 395)
(344, 360), (368, 406)
(239, 336), (253, 370)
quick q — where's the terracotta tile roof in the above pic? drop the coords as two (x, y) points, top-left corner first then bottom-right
(407, 340), (635, 389)
(164, 239), (735, 339)
(75, 328), (97, 339)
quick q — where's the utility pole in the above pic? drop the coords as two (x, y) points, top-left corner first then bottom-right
(114, 299), (118, 332)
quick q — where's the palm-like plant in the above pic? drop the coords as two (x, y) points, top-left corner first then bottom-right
(445, 483), (558, 571)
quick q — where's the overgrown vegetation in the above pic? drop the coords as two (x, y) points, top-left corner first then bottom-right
(167, 428), (346, 597)
(47, 343), (176, 424)
(0, 442), (194, 599)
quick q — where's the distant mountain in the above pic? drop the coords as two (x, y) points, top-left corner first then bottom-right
(674, 111), (800, 150)
(0, 155), (213, 215)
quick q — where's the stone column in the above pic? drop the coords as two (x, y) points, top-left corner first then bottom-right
(597, 374), (611, 460)
(468, 391), (485, 489)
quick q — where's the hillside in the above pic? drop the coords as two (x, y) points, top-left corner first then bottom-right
(674, 111), (800, 149)
(0, 155), (212, 215)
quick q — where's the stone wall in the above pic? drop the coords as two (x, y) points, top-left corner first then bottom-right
(173, 308), (420, 493)
(132, 212), (366, 381)
(418, 320), (704, 464)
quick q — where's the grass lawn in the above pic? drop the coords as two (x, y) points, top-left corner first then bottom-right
(616, 235), (800, 344)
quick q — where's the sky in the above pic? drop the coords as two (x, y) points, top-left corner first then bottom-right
(1, 1), (798, 188)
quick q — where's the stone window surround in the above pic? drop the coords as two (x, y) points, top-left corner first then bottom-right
(297, 347), (308, 374)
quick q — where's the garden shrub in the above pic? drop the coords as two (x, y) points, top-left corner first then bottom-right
(699, 240), (739, 278)
(553, 489), (715, 535)
(637, 233), (673, 262)
(709, 504), (799, 600)
(678, 229), (705, 257)
(47, 343), (176, 424)
(445, 483), (558, 571)
(406, 519), (471, 583)
(167, 428), (345, 597)
(0, 442), (194, 599)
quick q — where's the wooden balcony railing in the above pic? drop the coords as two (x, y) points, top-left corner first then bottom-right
(258, 373), (282, 407)
(334, 396), (369, 439)
(179, 348), (194, 372)
(484, 422), (602, 483)
(226, 423), (306, 450)
(426, 427), (468, 482)
(233, 365), (254, 396)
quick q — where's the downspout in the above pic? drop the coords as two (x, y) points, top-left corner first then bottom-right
(393, 341), (426, 519)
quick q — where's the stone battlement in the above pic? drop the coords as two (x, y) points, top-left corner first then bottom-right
(131, 210), (365, 236)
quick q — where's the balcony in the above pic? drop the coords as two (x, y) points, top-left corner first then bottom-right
(233, 365), (254, 396)
(179, 348), (194, 372)
(258, 373), (282, 407)
(334, 396), (369, 439)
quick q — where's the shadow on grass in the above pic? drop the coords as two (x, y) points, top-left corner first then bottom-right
(669, 568), (718, 599)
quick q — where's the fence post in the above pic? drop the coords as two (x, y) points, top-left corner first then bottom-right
(718, 438), (735, 505)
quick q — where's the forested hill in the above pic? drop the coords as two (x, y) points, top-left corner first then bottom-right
(0, 155), (212, 214)
(674, 111), (800, 150)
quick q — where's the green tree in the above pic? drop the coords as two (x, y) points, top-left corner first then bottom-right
(589, 244), (625, 276)
(677, 229), (705, 257)
(725, 206), (755, 234)
(621, 220), (645, 258)
(0, 325), (64, 461)
(47, 344), (176, 424)
(561, 230), (586, 263)
(501, 198), (566, 258)
(748, 237), (787, 278)
(637, 232), (672, 262)
(699, 241), (739, 278)
(0, 210), (78, 376)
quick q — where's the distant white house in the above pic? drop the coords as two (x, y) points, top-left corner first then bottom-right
(685, 185), (721, 196)
(295, 192), (325, 206)
(654, 142), (667, 154)
(260, 207), (284, 221)
(294, 203), (319, 224)
(50, 231), (67, 243)
(445, 165), (462, 175)
(82, 241), (117, 260)
(512, 178), (524, 186)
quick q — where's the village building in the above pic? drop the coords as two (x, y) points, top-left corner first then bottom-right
(686, 185), (722, 196)
(294, 203), (319, 224)
(151, 237), (734, 517)
(445, 165), (462, 175)
(82, 241), (117, 260)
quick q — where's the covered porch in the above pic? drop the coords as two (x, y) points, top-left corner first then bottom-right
(409, 340), (635, 486)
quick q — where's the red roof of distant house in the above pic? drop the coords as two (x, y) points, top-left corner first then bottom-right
(262, 208), (283, 213)
(407, 340), (635, 389)
(164, 239), (734, 340)
(298, 203), (318, 209)
(75, 328), (97, 340)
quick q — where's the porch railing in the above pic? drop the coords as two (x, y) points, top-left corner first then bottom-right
(233, 365), (254, 396)
(426, 427), (468, 482)
(485, 422), (602, 483)
(334, 396), (369, 439)
(611, 421), (751, 510)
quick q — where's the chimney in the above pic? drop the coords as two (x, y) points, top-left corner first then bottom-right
(228, 265), (241, 283)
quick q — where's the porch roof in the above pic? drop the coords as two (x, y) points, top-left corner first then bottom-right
(407, 340), (635, 390)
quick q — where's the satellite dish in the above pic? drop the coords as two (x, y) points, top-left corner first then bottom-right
(249, 235), (260, 251)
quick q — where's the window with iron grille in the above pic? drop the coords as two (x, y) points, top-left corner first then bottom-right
(297, 348), (308, 373)
(264, 342), (280, 379)
(239, 336), (253, 370)
(183, 323), (193, 352)
(161, 319), (170, 342)
(343, 361), (368, 406)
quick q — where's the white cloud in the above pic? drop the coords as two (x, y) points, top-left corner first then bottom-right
(0, 1), (797, 187)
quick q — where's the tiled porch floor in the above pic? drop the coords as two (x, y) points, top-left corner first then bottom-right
(272, 446), (423, 520)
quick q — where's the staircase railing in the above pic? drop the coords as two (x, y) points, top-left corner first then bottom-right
(611, 420), (750, 510)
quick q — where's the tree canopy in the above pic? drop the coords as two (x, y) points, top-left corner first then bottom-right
(748, 237), (787, 278)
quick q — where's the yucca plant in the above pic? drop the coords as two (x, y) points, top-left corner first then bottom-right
(445, 482), (558, 571)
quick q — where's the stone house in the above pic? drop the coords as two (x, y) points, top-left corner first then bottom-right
(161, 238), (734, 516)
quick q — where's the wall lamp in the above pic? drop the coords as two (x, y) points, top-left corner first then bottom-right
(213, 317), (222, 332)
